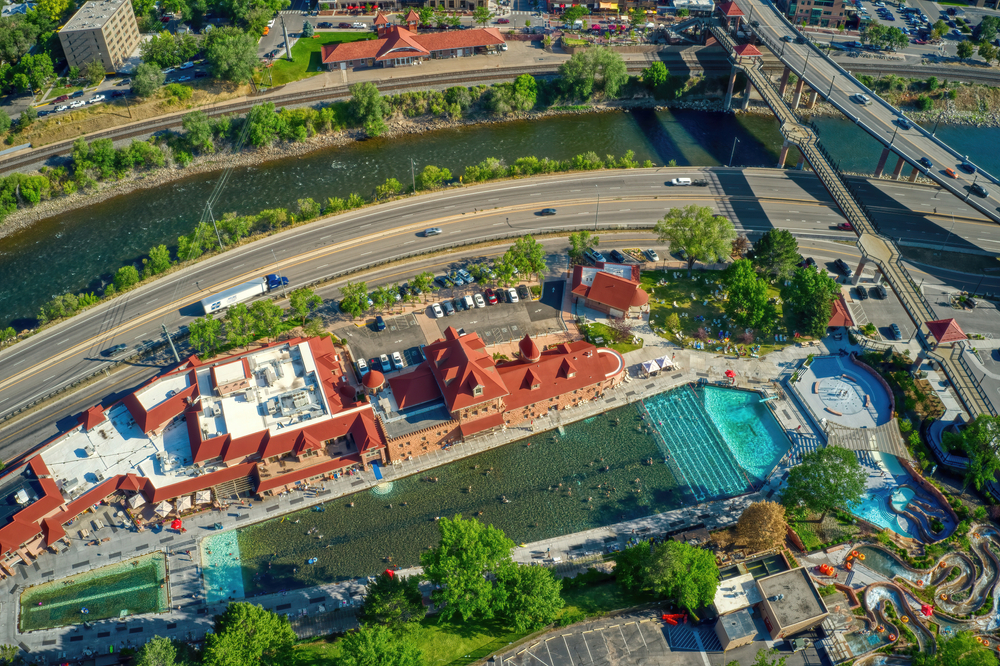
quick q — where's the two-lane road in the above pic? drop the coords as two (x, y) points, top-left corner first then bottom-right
(0, 168), (996, 431)
(735, 0), (1000, 222)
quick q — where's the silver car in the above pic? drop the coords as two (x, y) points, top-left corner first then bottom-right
(424, 227), (442, 237)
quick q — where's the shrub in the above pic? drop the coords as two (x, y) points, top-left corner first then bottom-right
(915, 95), (933, 111)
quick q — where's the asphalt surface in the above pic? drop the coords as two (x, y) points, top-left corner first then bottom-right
(739, 0), (1000, 223)
(1, 167), (998, 465)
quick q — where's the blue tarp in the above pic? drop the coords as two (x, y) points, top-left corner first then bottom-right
(371, 462), (383, 481)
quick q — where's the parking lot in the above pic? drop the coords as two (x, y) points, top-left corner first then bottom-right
(335, 313), (427, 375)
(429, 281), (565, 342)
(844, 279), (916, 342)
(925, 284), (1000, 336)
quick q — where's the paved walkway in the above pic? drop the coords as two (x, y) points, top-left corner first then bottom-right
(4, 318), (832, 660)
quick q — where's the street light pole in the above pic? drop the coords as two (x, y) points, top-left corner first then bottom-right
(940, 213), (956, 250)
(889, 123), (899, 146)
(410, 158), (416, 193)
(728, 137), (739, 167)
(828, 74), (836, 98)
(932, 111), (944, 136)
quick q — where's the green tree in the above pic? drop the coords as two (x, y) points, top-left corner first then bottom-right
(647, 540), (719, 619)
(349, 81), (387, 138)
(472, 5), (493, 26)
(507, 234), (546, 282)
(979, 42), (998, 65)
(884, 26), (908, 51)
(357, 571), (426, 633)
(289, 287), (322, 324)
(415, 164), (452, 190)
(780, 265), (840, 338)
(959, 415), (1000, 492)
(205, 26), (258, 82)
(35, 0), (71, 22)
(224, 302), (255, 350)
(202, 602), (296, 666)
(0, 644), (20, 666)
(495, 564), (564, 632)
(18, 105), (36, 129)
(782, 447), (866, 520)
(493, 256), (516, 288)
(420, 515), (516, 622)
(411, 272), (435, 302)
(19, 52), (52, 90)
(146, 244), (173, 275)
(189, 313), (224, 358)
(722, 259), (775, 331)
(140, 31), (183, 68)
(339, 281), (369, 318)
(568, 230), (599, 261)
(957, 39), (975, 60)
(614, 541), (653, 593)
(748, 229), (799, 280)
(562, 5), (589, 25)
(655, 205), (735, 277)
(133, 61), (166, 97)
(375, 177), (402, 199)
(302, 19), (315, 37)
(630, 7), (647, 26)
(136, 636), (177, 666)
(0, 16), (40, 67)
(0, 110), (10, 135)
(913, 631), (998, 666)
(512, 73), (537, 110)
(249, 299), (284, 341)
(85, 59), (105, 86)
(558, 46), (627, 99)
(641, 61), (669, 89)
(676, 6), (689, 17)
(114, 265), (141, 291)
(373, 284), (397, 312)
(183, 110), (215, 154)
(339, 623), (423, 666)
(976, 15), (1000, 44)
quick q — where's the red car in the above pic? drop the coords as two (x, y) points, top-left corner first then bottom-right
(497, 17), (510, 23)
(484, 288), (498, 305)
(837, 222), (854, 231)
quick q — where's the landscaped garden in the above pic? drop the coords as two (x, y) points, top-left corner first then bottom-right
(258, 32), (375, 87)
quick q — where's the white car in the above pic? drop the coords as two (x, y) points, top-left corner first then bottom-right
(392, 351), (404, 370)
(351, 21), (366, 28)
(431, 302), (444, 318)
(507, 287), (519, 303)
(851, 93), (872, 106)
(268, 18), (275, 26)
(473, 293), (486, 308)
(89, 94), (105, 103)
(56, 105), (68, 111)
(70, 100), (86, 108)
(162, 67), (175, 74)
(357, 357), (369, 376)
(177, 76), (192, 82)
(643, 249), (660, 262)
(180, 61), (194, 69)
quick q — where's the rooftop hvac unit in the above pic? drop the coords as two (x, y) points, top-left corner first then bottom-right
(85, 444), (97, 457)
(95, 471), (105, 482)
(263, 366), (277, 386)
(203, 406), (214, 419)
(213, 406), (221, 417)
(14, 489), (29, 505)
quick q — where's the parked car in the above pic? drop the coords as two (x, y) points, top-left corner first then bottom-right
(643, 249), (659, 261)
(442, 300), (455, 316)
(176, 76), (192, 82)
(799, 256), (816, 268)
(180, 61), (194, 69)
(71, 90), (85, 97)
(484, 288), (498, 305)
(374, 315), (386, 331)
(357, 357), (369, 376)
(506, 287), (519, 303)
(431, 302), (444, 318)
(339, 22), (352, 28)
(474, 293), (486, 308)
(392, 351), (404, 370)
(457, 268), (474, 283)
(497, 17), (510, 23)
(111, 90), (126, 98)
(318, 21), (333, 27)
(834, 258), (853, 276)
(871, 284), (887, 299)
(351, 21), (366, 28)
(856, 285), (868, 300)
(102, 343), (128, 357)
(56, 105), (68, 111)
(435, 276), (453, 288)
(379, 354), (392, 372)
(890, 323), (902, 340)
(70, 100), (86, 108)
(516, 284), (530, 301)
(52, 94), (69, 104)
(448, 271), (465, 286)
(609, 249), (626, 263)
(452, 297), (466, 312)
(462, 294), (475, 310)
(194, 71), (208, 78)
(582, 248), (605, 264)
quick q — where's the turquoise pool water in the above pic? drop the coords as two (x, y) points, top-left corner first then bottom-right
(891, 487), (916, 512)
(856, 545), (917, 581)
(202, 529), (246, 604)
(642, 385), (790, 501)
(848, 454), (920, 539)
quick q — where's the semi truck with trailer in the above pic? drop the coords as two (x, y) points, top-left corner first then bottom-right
(198, 274), (289, 315)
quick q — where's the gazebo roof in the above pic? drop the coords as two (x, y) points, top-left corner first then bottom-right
(926, 318), (967, 344)
(733, 43), (762, 57)
(373, 11), (389, 24)
(363, 370), (386, 389)
(718, 1), (744, 16)
(828, 297), (853, 328)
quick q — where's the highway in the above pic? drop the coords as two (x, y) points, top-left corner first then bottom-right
(0, 167), (997, 462)
(734, 0), (1000, 223)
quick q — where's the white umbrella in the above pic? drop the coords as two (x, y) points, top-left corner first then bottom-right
(195, 490), (211, 504)
(128, 493), (146, 509)
(176, 495), (192, 512)
(154, 501), (172, 517)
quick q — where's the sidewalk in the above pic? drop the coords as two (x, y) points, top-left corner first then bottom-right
(4, 327), (829, 659)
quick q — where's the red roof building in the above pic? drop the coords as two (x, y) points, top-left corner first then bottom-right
(828, 296), (853, 328)
(926, 318), (967, 345)
(321, 26), (505, 70)
(571, 263), (649, 318)
(718, 1), (744, 16)
(733, 43), (762, 57)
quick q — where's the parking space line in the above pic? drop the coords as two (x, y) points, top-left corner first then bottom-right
(581, 632), (595, 664)
(618, 625), (631, 654)
(634, 621), (648, 649)
(523, 649), (550, 666)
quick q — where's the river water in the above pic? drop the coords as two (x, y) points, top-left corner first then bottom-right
(0, 108), (992, 329)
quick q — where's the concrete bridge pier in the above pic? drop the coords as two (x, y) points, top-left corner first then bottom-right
(796, 151), (806, 170)
(909, 166), (920, 182)
(725, 64), (738, 111)
(891, 156), (907, 180)
(805, 90), (819, 110)
(778, 66), (791, 95)
(791, 79), (807, 109)
(873, 147), (891, 178)
(852, 257), (868, 286)
(741, 76), (753, 110)
(778, 139), (791, 168)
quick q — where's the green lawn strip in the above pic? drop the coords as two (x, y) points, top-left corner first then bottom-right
(580, 322), (642, 354)
(640, 269), (796, 352)
(43, 85), (86, 102)
(261, 32), (375, 86)
(560, 580), (650, 618)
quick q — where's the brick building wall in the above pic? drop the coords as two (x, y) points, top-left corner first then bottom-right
(503, 376), (623, 427)
(381, 418), (463, 463)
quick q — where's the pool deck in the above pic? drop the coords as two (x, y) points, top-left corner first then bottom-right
(1, 332), (841, 659)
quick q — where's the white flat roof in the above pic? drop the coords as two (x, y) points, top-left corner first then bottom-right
(214, 360), (247, 386)
(135, 373), (190, 411)
(714, 573), (762, 615)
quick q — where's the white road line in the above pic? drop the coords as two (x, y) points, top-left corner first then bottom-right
(56, 339), (69, 345)
(360, 251), (372, 256)
(321, 234), (333, 239)
(493, 222), (505, 226)
(978, 238), (1000, 243)
(488, 198), (499, 202)
(134, 332), (146, 339)
(570, 189), (581, 192)
(42, 375), (55, 382)
(359, 223), (371, 228)
(619, 209), (631, 212)
(404, 241), (416, 244)
(11, 360), (25, 367)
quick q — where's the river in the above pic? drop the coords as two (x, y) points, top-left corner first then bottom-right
(0, 108), (993, 330)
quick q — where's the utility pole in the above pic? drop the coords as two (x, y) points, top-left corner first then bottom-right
(410, 158), (416, 193)
(163, 324), (181, 364)
(280, 15), (291, 59)
(270, 249), (288, 298)
(728, 137), (739, 167)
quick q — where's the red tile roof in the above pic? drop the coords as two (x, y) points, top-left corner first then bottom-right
(363, 370), (385, 389)
(497, 341), (624, 411)
(460, 412), (505, 438)
(424, 327), (509, 413)
(321, 27), (505, 64)
(718, 1), (744, 16)
(124, 370), (198, 434)
(256, 455), (360, 493)
(828, 296), (853, 328)
(405, 8), (419, 22)
(0, 460), (66, 557)
(387, 364), (442, 409)
(78, 405), (106, 431)
(734, 43), (762, 57)
(926, 318), (967, 344)
(519, 334), (541, 362)
(583, 271), (649, 311)
(374, 11), (389, 24)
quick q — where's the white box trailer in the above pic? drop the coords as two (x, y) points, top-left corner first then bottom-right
(199, 278), (268, 315)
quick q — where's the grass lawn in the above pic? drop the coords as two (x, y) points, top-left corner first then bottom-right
(261, 32), (375, 87)
(560, 581), (650, 618)
(43, 85), (86, 101)
(640, 269), (804, 354)
(580, 322), (643, 354)
(789, 512), (862, 552)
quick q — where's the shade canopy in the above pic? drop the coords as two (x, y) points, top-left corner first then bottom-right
(171, 518), (183, 530)
(154, 501), (172, 517)
(128, 493), (146, 509)
(655, 355), (674, 369)
(642, 359), (660, 374)
(176, 495), (192, 512)
(926, 318), (967, 344)
(196, 490), (212, 504)
(725, 369), (736, 378)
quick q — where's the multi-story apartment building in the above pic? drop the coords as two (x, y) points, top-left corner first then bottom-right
(58, 0), (140, 72)
(778, 0), (854, 28)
